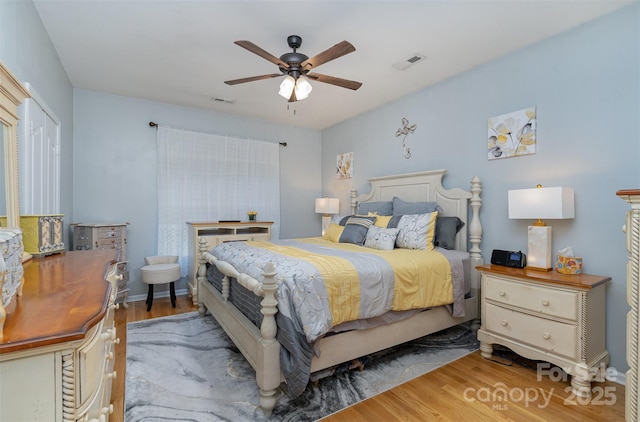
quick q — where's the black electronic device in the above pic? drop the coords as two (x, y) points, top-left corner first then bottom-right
(491, 249), (527, 268)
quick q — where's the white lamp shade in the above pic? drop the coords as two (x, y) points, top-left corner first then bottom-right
(315, 197), (340, 215)
(278, 76), (296, 99)
(294, 77), (312, 100)
(508, 187), (574, 220)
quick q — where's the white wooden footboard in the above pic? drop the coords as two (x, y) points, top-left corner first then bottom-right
(197, 238), (280, 416)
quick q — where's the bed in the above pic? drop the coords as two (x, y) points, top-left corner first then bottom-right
(197, 169), (483, 415)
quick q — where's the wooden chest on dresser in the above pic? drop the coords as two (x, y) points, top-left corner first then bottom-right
(186, 221), (273, 304)
(0, 250), (121, 422)
(17, 214), (64, 257)
(71, 223), (129, 308)
(476, 264), (609, 398)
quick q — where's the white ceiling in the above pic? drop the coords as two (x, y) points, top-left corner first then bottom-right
(33, 0), (635, 130)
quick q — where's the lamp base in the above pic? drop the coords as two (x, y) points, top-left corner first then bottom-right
(527, 225), (552, 271)
(321, 215), (332, 237)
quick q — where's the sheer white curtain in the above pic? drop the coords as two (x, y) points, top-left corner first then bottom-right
(156, 126), (280, 276)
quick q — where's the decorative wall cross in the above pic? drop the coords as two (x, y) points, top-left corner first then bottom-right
(395, 118), (416, 159)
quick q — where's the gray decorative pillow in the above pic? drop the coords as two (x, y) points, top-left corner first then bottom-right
(339, 216), (377, 245)
(395, 212), (438, 250)
(364, 225), (400, 250)
(357, 201), (393, 216)
(434, 216), (465, 250)
(392, 196), (441, 216)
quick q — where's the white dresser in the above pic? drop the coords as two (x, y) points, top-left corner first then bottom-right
(186, 221), (273, 304)
(477, 264), (609, 398)
(0, 249), (120, 422)
(71, 223), (129, 308)
(617, 189), (640, 422)
(0, 227), (24, 338)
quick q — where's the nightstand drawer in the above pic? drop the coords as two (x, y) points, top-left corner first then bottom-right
(485, 303), (577, 360)
(484, 275), (578, 321)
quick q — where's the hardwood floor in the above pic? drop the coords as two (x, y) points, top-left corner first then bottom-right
(112, 296), (625, 421)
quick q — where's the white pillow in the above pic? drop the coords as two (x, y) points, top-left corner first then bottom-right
(395, 211), (438, 250)
(364, 225), (400, 251)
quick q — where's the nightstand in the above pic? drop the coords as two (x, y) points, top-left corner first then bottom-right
(476, 264), (610, 397)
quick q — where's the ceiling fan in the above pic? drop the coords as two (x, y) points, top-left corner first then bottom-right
(224, 35), (362, 103)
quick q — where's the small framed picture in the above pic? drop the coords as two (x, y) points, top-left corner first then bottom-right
(488, 107), (536, 160)
(336, 152), (353, 179)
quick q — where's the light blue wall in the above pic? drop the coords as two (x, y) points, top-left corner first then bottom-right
(0, 0), (74, 241)
(321, 4), (639, 375)
(73, 90), (322, 298)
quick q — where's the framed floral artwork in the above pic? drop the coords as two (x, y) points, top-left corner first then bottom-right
(488, 107), (536, 160)
(336, 152), (353, 179)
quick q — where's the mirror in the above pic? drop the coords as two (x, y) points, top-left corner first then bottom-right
(0, 61), (30, 230)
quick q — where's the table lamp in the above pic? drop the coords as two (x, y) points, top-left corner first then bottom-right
(508, 185), (574, 270)
(315, 197), (339, 236)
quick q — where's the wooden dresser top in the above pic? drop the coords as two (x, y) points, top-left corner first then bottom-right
(476, 264), (610, 289)
(0, 249), (118, 354)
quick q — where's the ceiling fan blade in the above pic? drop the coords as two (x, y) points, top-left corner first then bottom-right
(234, 40), (288, 68)
(301, 41), (355, 69)
(224, 73), (283, 85)
(307, 73), (362, 90)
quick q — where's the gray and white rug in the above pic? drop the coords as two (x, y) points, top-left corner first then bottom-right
(125, 312), (478, 421)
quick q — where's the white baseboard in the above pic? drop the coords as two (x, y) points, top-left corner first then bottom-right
(610, 371), (626, 386)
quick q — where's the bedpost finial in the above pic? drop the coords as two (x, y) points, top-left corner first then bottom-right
(263, 262), (277, 276)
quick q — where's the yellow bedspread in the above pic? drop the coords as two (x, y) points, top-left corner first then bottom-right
(249, 238), (453, 327)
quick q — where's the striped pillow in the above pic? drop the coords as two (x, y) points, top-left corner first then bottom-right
(339, 216), (377, 245)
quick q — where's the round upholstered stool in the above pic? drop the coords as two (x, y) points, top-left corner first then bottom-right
(140, 256), (181, 311)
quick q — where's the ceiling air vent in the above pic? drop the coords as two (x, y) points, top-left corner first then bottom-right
(392, 54), (425, 71)
(211, 97), (236, 104)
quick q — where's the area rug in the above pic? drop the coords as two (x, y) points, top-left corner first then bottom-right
(125, 312), (478, 421)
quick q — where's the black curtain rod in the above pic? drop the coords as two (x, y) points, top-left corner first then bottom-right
(148, 121), (287, 146)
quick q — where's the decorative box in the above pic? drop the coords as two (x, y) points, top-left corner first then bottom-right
(556, 255), (583, 275)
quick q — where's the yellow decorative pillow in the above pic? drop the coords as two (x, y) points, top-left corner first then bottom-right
(324, 223), (344, 242)
(369, 212), (392, 228)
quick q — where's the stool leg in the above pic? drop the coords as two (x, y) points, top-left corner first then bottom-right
(146, 284), (154, 311)
(170, 282), (176, 308)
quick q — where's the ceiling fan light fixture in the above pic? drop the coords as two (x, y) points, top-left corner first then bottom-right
(278, 75), (313, 101)
(294, 77), (312, 100)
(278, 75), (296, 99)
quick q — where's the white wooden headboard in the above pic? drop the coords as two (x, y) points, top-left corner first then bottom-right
(350, 169), (483, 266)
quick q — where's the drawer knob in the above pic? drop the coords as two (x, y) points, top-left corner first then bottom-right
(501, 320), (508, 326)
(543, 333), (550, 339)
(542, 300), (549, 307)
(498, 290), (505, 296)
